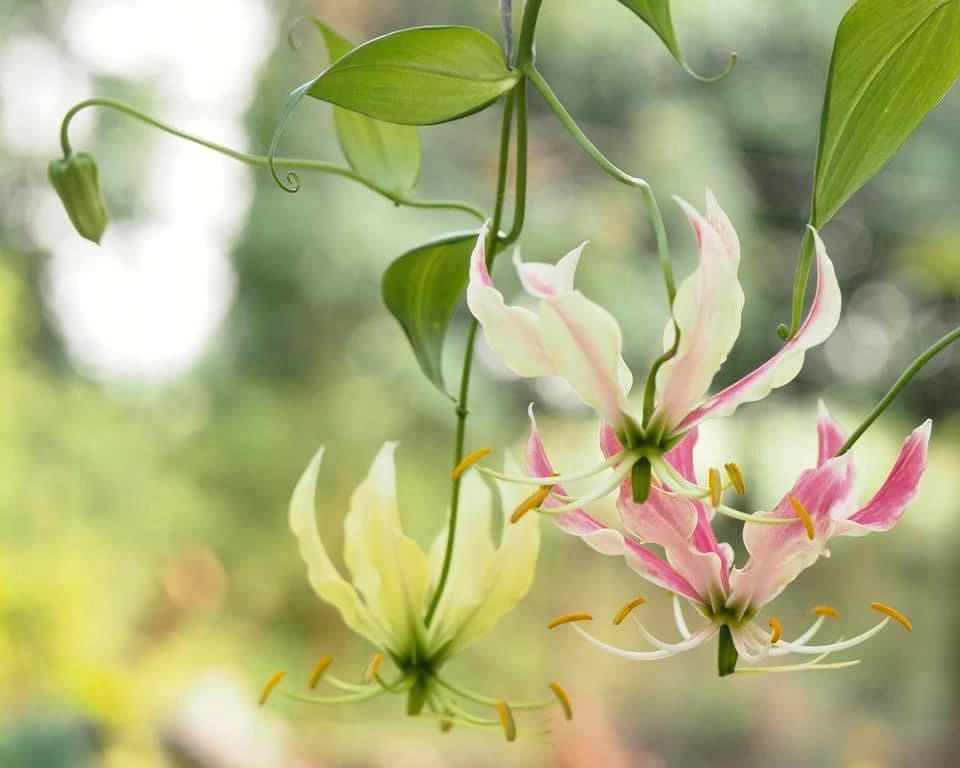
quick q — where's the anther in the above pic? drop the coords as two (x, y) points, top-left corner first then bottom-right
(708, 467), (722, 507)
(768, 617), (783, 644)
(511, 485), (552, 523)
(362, 652), (384, 681)
(724, 463), (746, 495)
(613, 596), (646, 626)
(870, 601), (913, 631)
(450, 447), (492, 480)
(547, 612), (593, 629)
(549, 681), (573, 720)
(308, 655), (334, 689)
(496, 700), (517, 742)
(813, 604), (840, 618)
(788, 495), (815, 539)
(258, 670), (286, 706)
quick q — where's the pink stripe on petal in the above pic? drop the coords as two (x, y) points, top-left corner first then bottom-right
(664, 428), (698, 483)
(469, 231), (494, 287)
(513, 244), (584, 298)
(816, 400), (847, 466)
(680, 228), (840, 430)
(525, 404), (555, 478)
(846, 420), (931, 531)
(599, 422), (623, 459)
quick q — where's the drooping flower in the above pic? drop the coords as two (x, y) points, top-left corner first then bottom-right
(529, 403), (930, 675)
(467, 191), (841, 506)
(261, 442), (568, 738)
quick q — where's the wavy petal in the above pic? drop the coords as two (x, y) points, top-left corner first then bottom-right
(841, 420), (931, 535)
(342, 443), (431, 655)
(466, 233), (554, 377)
(288, 448), (385, 648)
(816, 400), (847, 465)
(728, 456), (856, 611)
(513, 244), (584, 297)
(539, 290), (634, 426)
(679, 228), (840, 430)
(650, 194), (744, 432)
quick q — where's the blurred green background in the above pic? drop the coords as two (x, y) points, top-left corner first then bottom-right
(2, 0), (959, 765)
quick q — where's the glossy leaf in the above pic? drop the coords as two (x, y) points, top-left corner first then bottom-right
(311, 20), (421, 195)
(615, 0), (682, 63)
(307, 26), (519, 125)
(382, 232), (478, 394)
(812, 0), (960, 226)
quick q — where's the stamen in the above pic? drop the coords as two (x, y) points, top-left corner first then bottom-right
(511, 485), (552, 523)
(258, 670), (286, 706)
(814, 604), (840, 618)
(708, 467), (722, 507)
(613, 596), (646, 625)
(725, 463), (746, 495)
(362, 652), (384, 681)
(496, 700), (517, 742)
(870, 601), (912, 631)
(768, 617), (783, 644)
(450, 447), (492, 480)
(788, 495), (815, 539)
(308, 655), (333, 689)
(549, 682), (573, 720)
(547, 612), (593, 629)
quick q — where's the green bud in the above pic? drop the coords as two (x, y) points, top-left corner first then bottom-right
(48, 152), (108, 244)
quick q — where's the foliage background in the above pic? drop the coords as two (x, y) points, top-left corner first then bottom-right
(1, 0), (959, 765)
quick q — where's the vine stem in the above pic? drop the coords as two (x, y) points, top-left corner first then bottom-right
(57, 98), (486, 220)
(838, 324), (960, 455)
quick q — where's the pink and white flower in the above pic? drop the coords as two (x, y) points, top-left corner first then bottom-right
(528, 403), (930, 675)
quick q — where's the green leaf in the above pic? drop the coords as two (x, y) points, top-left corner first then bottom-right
(382, 232), (478, 394)
(615, 1), (683, 63)
(307, 26), (519, 125)
(310, 20), (421, 195)
(812, 0), (960, 227)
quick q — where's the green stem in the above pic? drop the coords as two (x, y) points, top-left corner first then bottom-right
(424, 89), (520, 627)
(503, 79), (528, 246)
(57, 98), (486, 220)
(783, 227), (815, 339)
(516, 0), (543, 68)
(838, 324), (960, 455)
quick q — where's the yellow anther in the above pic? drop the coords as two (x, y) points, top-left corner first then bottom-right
(724, 462), (746, 495)
(450, 447), (492, 480)
(547, 612), (593, 629)
(788, 495), (815, 540)
(813, 604), (840, 618)
(362, 652), (384, 681)
(870, 601), (913, 631)
(308, 654), (334, 689)
(549, 681), (573, 720)
(511, 485), (552, 523)
(496, 699), (517, 742)
(613, 596), (646, 626)
(258, 670), (286, 706)
(768, 617), (783, 644)
(708, 467), (722, 507)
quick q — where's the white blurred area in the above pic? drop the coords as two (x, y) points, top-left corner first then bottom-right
(1, 0), (277, 381)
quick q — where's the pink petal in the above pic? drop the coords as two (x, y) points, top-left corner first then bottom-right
(843, 420), (931, 533)
(649, 195), (744, 432)
(679, 228), (841, 430)
(817, 400), (847, 466)
(727, 456), (856, 611)
(513, 244), (584, 298)
(664, 427), (699, 483)
(525, 404), (555, 477)
(466, 232), (555, 377)
(599, 422), (622, 459)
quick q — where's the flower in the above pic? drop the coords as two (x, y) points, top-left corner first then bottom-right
(264, 442), (566, 737)
(467, 191), (841, 505)
(529, 403), (930, 675)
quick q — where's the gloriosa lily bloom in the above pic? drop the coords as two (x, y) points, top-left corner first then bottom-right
(263, 442), (568, 738)
(530, 403), (930, 675)
(467, 191), (841, 507)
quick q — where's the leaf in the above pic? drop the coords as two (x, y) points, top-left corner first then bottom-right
(615, 1), (682, 63)
(307, 26), (519, 125)
(382, 232), (478, 394)
(311, 20), (421, 195)
(812, 0), (960, 227)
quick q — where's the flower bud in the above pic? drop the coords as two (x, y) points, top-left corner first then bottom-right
(48, 152), (108, 244)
